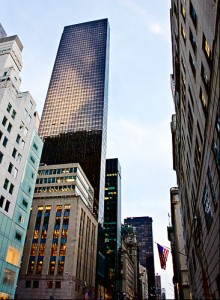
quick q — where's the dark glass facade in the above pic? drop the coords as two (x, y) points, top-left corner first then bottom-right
(39, 19), (110, 223)
(104, 158), (121, 294)
(124, 216), (156, 299)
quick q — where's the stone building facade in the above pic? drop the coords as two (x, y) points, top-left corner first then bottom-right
(170, 0), (219, 298)
(16, 163), (98, 299)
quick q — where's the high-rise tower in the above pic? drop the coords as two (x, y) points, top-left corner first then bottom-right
(124, 216), (156, 299)
(170, 0), (219, 298)
(0, 29), (43, 299)
(39, 19), (110, 223)
(104, 158), (121, 296)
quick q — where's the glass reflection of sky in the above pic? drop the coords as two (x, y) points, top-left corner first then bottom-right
(39, 19), (109, 138)
(39, 19), (110, 224)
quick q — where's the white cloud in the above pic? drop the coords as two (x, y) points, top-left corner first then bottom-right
(118, 0), (169, 38)
(107, 115), (173, 169)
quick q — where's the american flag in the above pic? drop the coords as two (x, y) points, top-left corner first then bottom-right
(157, 243), (169, 270)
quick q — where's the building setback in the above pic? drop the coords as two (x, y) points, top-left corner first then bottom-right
(16, 163), (98, 299)
(39, 19), (110, 224)
(170, 0), (219, 298)
(104, 158), (121, 297)
(0, 31), (43, 299)
(124, 216), (156, 299)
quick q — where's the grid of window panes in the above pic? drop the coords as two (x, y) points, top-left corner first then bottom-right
(27, 204), (70, 276)
(35, 166), (93, 207)
(39, 19), (109, 137)
(49, 205), (70, 275)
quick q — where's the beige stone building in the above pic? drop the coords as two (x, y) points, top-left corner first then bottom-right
(139, 264), (148, 300)
(121, 239), (135, 300)
(170, 0), (219, 298)
(168, 187), (190, 300)
(16, 163), (98, 299)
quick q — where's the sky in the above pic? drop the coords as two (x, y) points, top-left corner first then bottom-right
(1, 0), (176, 297)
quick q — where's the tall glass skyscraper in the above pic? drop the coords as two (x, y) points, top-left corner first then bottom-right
(39, 19), (110, 223)
(124, 216), (156, 299)
(104, 158), (121, 296)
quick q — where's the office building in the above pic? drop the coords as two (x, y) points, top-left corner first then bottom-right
(124, 217), (155, 299)
(155, 274), (161, 300)
(170, 0), (219, 298)
(167, 187), (190, 299)
(16, 163), (98, 299)
(39, 19), (110, 224)
(139, 264), (148, 300)
(121, 225), (139, 300)
(104, 158), (121, 296)
(0, 30), (43, 299)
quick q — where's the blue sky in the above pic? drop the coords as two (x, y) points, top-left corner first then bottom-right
(1, 0), (176, 297)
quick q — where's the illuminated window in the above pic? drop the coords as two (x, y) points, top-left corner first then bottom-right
(181, 25), (186, 43)
(181, 4), (186, 20)
(45, 205), (51, 211)
(59, 243), (66, 256)
(61, 229), (68, 238)
(203, 34), (211, 63)
(6, 246), (20, 266)
(49, 261), (56, 275)
(41, 229), (47, 239)
(199, 88), (207, 114)
(33, 230), (39, 239)
(51, 243), (58, 256)
(36, 260), (43, 274)
(39, 244), (46, 256)
(57, 260), (65, 275)
(28, 260), (35, 274)
(47, 281), (53, 288)
(56, 205), (62, 212)
(53, 229), (60, 238)
(30, 243), (38, 256)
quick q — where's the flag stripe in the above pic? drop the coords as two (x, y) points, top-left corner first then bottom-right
(157, 243), (169, 270)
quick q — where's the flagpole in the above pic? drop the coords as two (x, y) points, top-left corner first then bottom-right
(154, 242), (188, 257)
